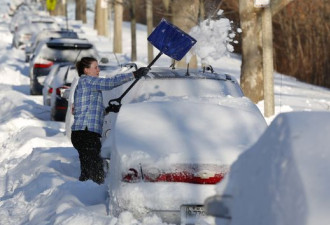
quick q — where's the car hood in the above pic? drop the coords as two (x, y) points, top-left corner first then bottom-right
(102, 98), (267, 169)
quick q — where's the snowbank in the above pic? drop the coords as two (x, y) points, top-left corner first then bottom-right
(212, 111), (330, 225)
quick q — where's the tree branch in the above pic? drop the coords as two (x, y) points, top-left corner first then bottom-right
(271, 0), (294, 16)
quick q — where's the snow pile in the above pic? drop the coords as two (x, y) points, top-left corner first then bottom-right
(188, 10), (238, 65)
(212, 111), (330, 225)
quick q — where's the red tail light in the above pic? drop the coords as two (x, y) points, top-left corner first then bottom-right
(122, 165), (228, 184)
(56, 106), (67, 110)
(147, 171), (225, 184)
(48, 87), (60, 95)
(48, 86), (69, 96)
(34, 61), (54, 68)
(58, 86), (70, 97)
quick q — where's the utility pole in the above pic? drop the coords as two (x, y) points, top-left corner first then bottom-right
(255, 0), (275, 117)
(114, 0), (123, 53)
(130, 0), (137, 61)
(146, 0), (153, 63)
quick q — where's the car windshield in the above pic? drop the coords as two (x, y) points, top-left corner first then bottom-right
(37, 46), (98, 63)
(131, 78), (243, 103)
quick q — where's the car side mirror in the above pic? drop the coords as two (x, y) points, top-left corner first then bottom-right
(62, 89), (71, 100)
(122, 62), (138, 70)
(100, 57), (109, 64)
(204, 195), (232, 220)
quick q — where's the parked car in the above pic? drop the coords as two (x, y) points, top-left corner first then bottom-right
(29, 37), (99, 95)
(9, 3), (44, 32)
(25, 29), (79, 62)
(203, 111), (330, 225)
(12, 16), (59, 49)
(42, 63), (76, 121)
(9, 7), (33, 33)
(97, 67), (267, 224)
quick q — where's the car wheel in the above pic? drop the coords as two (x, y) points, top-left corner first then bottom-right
(30, 77), (42, 95)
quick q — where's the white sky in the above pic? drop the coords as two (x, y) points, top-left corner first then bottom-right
(1, 1), (330, 225)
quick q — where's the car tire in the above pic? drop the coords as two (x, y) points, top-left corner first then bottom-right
(30, 77), (42, 95)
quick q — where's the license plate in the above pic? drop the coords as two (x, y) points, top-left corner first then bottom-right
(180, 204), (205, 225)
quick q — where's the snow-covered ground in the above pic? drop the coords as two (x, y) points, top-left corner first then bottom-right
(1, 2), (330, 225)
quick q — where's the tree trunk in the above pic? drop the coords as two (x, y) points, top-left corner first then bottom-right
(76, 0), (87, 23)
(95, 0), (109, 36)
(130, 0), (137, 61)
(171, 0), (199, 69)
(146, 0), (154, 63)
(113, 0), (123, 53)
(94, 0), (99, 30)
(271, 0), (294, 15)
(239, 0), (294, 103)
(199, 0), (205, 22)
(239, 0), (263, 103)
(53, 1), (66, 16)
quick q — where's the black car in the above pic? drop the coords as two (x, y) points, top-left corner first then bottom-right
(29, 37), (98, 95)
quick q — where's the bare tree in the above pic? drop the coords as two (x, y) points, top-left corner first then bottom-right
(130, 0), (137, 61)
(273, 0), (330, 88)
(146, 0), (154, 63)
(239, 0), (293, 103)
(114, 0), (123, 53)
(171, 0), (199, 68)
(76, 0), (87, 23)
(95, 0), (109, 36)
(53, 0), (66, 16)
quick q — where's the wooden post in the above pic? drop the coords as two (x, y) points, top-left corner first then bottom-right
(146, 0), (154, 63)
(114, 0), (123, 53)
(255, 0), (274, 117)
(262, 6), (275, 117)
(130, 0), (137, 61)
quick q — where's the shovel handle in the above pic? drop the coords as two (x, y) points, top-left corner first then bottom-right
(147, 52), (163, 68)
(112, 51), (163, 102)
(106, 51), (164, 114)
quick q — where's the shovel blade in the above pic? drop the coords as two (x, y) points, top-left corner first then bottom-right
(147, 19), (197, 61)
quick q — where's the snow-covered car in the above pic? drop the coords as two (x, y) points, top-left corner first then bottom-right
(25, 29), (79, 62)
(9, 6), (33, 33)
(42, 62), (75, 121)
(29, 37), (98, 95)
(100, 67), (268, 224)
(12, 16), (59, 49)
(203, 111), (330, 225)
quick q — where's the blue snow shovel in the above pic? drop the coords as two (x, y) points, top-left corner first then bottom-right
(105, 18), (197, 113)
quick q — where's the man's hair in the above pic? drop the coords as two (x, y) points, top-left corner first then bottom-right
(76, 57), (97, 76)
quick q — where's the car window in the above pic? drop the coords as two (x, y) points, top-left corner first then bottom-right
(36, 46), (98, 63)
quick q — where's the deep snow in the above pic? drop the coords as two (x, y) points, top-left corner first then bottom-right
(1, 1), (330, 225)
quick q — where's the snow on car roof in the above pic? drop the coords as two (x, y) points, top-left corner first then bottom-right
(46, 37), (90, 44)
(146, 67), (235, 81)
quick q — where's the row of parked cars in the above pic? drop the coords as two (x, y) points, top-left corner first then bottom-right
(10, 2), (113, 122)
(10, 3), (269, 224)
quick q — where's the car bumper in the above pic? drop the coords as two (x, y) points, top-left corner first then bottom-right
(109, 181), (217, 223)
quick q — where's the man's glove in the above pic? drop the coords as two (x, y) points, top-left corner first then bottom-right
(133, 67), (150, 79)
